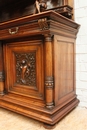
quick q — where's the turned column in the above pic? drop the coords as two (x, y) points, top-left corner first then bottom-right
(44, 34), (54, 109)
(0, 42), (4, 95)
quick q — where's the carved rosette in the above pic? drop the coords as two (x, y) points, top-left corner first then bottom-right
(15, 53), (36, 86)
(45, 76), (54, 108)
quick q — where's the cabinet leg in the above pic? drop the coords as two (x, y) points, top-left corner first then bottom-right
(43, 123), (56, 129)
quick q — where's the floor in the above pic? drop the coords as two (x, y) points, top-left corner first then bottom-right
(0, 107), (87, 130)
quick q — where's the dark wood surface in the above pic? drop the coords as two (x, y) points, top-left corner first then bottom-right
(0, 10), (79, 128)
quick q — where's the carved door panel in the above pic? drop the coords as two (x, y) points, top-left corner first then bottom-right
(4, 39), (44, 100)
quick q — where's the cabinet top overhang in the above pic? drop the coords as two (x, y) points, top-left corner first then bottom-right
(0, 10), (80, 30)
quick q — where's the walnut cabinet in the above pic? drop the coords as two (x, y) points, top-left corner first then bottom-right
(0, 11), (79, 128)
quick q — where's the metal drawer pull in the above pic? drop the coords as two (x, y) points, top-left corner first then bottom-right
(9, 27), (19, 35)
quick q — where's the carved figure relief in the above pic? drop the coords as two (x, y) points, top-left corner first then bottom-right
(15, 53), (36, 86)
(20, 59), (31, 84)
(35, 0), (47, 13)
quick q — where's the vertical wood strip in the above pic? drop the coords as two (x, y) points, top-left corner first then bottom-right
(0, 42), (4, 95)
(44, 34), (54, 109)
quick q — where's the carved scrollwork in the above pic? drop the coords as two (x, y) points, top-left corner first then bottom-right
(38, 18), (49, 30)
(15, 53), (36, 86)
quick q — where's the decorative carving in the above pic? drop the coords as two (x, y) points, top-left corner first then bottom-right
(35, 0), (47, 14)
(38, 18), (49, 30)
(9, 27), (19, 35)
(20, 59), (31, 84)
(0, 72), (5, 96)
(45, 76), (54, 89)
(54, 5), (73, 19)
(15, 53), (36, 86)
(44, 34), (53, 42)
(45, 76), (54, 109)
(0, 72), (4, 82)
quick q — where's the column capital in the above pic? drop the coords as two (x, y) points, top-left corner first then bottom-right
(44, 34), (53, 42)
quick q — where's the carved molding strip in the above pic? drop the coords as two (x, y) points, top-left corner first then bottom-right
(45, 76), (54, 89)
(38, 18), (49, 30)
(44, 34), (53, 42)
(0, 72), (4, 82)
(15, 53), (36, 86)
(45, 76), (54, 109)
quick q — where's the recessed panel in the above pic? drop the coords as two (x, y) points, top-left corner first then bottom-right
(54, 35), (75, 105)
(5, 40), (44, 100)
(15, 52), (36, 87)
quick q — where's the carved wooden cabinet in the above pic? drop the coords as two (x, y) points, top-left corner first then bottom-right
(0, 11), (79, 128)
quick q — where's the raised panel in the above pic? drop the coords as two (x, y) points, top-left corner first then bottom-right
(15, 52), (36, 87)
(4, 39), (44, 100)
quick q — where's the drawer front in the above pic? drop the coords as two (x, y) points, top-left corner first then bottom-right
(0, 23), (39, 40)
(4, 38), (44, 100)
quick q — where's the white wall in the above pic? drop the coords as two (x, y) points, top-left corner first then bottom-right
(74, 0), (87, 107)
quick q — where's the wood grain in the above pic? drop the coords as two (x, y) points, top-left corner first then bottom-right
(0, 10), (79, 128)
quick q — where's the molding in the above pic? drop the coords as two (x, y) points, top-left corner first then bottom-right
(45, 76), (54, 89)
(45, 76), (54, 109)
(44, 34), (54, 42)
(0, 72), (4, 82)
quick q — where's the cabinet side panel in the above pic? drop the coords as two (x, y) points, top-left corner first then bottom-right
(54, 35), (75, 105)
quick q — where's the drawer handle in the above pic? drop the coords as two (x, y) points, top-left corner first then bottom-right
(9, 27), (19, 35)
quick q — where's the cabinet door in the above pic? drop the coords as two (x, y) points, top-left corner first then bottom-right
(4, 39), (44, 100)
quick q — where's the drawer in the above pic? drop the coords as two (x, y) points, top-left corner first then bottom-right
(0, 22), (40, 40)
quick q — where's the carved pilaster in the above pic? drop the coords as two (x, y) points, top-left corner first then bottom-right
(44, 34), (54, 109)
(0, 42), (5, 96)
(45, 76), (54, 108)
(0, 72), (5, 95)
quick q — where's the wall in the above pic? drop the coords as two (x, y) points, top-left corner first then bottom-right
(74, 0), (87, 107)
